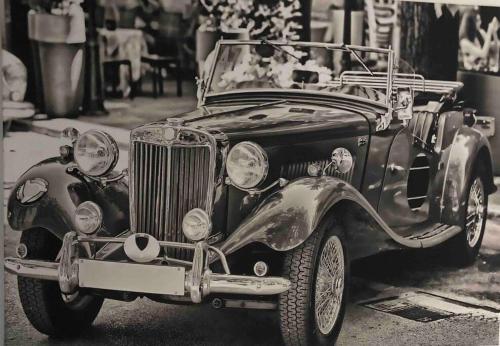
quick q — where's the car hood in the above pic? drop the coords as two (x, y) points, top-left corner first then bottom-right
(157, 101), (373, 140)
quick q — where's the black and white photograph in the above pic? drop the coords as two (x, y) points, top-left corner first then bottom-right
(1, 0), (499, 345)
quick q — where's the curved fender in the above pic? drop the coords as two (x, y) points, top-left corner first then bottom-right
(440, 126), (495, 226)
(219, 176), (422, 257)
(7, 157), (129, 239)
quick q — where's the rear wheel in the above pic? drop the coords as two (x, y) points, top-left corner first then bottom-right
(279, 218), (349, 346)
(444, 167), (488, 266)
(17, 229), (103, 337)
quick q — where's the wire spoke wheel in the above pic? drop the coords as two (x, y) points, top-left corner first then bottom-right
(466, 177), (485, 248)
(314, 235), (344, 335)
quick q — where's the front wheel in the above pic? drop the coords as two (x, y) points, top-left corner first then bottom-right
(17, 229), (104, 337)
(279, 218), (349, 346)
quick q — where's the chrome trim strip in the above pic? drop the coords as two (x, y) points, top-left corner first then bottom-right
(165, 146), (172, 239)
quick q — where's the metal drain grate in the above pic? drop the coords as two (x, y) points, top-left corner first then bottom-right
(361, 291), (500, 323)
(362, 296), (454, 322)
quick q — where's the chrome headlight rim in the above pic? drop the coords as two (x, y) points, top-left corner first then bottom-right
(226, 141), (269, 190)
(74, 201), (103, 235)
(74, 130), (119, 177)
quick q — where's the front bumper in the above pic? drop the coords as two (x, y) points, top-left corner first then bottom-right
(4, 232), (291, 303)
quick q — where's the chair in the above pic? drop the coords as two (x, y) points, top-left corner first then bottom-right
(99, 33), (135, 99)
(140, 11), (183, 97)
(141, 54), (182, 97)
(103, 59), (135, 98)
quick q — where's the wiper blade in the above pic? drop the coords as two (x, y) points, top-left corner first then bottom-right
(334, 44), (374, 76)
(260, 39), (301, 61)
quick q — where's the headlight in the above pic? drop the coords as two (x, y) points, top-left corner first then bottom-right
(74, 201), (103, 235)
(182, 208), (211, 242)
(226, 141), (268, 189)
(74, 130), (119, 177)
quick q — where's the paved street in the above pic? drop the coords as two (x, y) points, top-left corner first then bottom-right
(3, 130), (500, 346)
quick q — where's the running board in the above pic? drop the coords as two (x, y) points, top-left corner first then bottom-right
(404, 223), (462, 248)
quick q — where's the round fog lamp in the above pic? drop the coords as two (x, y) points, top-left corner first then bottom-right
(253, 261), (269, 277)
(182, 208), (211, 242)
(74, 201), (103, 235)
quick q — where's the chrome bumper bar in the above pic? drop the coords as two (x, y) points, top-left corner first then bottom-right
(4, 232), (290, 303)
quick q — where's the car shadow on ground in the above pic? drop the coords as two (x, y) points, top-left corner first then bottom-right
(29, 303), (283, 346)
(351, 246), (500, 303)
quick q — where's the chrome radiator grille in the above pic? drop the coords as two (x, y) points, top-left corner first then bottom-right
(130, 125), (216, 260)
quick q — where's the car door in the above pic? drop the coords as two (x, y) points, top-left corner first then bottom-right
(378, 111), (440, 233)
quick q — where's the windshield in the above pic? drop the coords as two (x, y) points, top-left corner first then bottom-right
(206, 41), (412, 104)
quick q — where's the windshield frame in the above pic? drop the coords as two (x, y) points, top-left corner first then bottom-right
(202, 40), (396, 107)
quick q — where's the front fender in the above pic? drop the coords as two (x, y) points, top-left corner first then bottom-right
(440, 126), (495, 226)
(8, 157), (129, 239)
(219, 177), (419, 257)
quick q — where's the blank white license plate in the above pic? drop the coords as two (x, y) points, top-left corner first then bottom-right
(78, 259), (185, 296)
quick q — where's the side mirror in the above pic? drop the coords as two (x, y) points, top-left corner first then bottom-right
(394, 87), (413, 121)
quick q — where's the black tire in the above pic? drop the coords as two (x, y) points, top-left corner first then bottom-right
(17, 229), (104, 337)
(279, 217), (349, 346)
(444, 164), (488, 267)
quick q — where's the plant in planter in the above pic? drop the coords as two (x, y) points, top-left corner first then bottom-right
(217, 46), (333, 90)
(250, 0), (302, 40)
(196, 0), (304, 75)
(199, 0), (303, 40)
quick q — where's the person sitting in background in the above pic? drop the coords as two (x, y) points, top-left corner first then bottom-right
(459, 10), (498, 71)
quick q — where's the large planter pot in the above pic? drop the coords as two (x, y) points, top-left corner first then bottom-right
(28, 12), (86, 118)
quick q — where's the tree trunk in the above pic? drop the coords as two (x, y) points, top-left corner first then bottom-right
(399, 2), (435, 76)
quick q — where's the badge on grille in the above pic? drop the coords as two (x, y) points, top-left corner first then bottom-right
(124, 233), (160, 263)
(163, 128), (177, 141)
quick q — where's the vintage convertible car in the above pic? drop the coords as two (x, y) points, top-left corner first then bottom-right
(5, 40), (496, 345)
